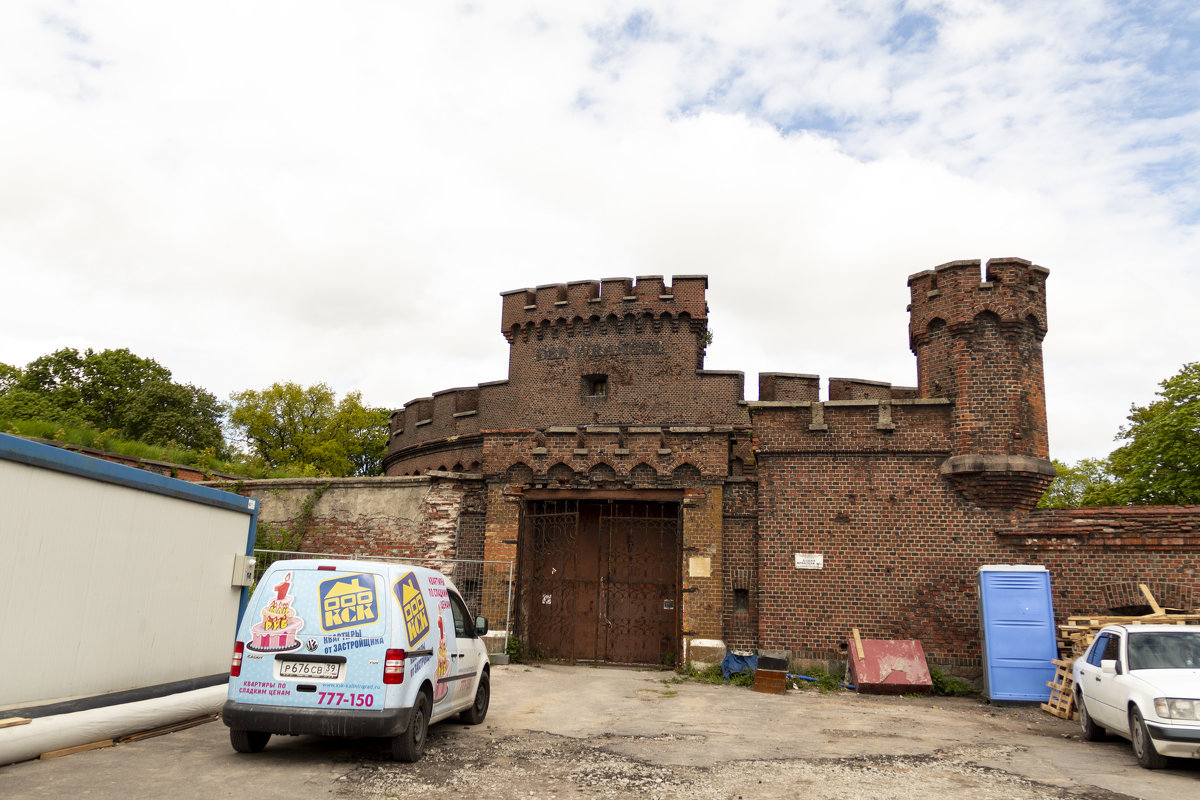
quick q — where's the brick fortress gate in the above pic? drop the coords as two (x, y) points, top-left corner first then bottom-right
(383, 261), (1200, 673)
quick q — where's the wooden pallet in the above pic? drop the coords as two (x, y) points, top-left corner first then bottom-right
(1056, 585), (1200, 659)
(1044, 585), (1200, 720)
(1040, 658), (1076, 720)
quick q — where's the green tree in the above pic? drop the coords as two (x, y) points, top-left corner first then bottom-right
(1104, 362), (1200, 505)
(1037, 458), (1116, 508)
(227, 382), (389, 476)
(121, 380), (226, 452)
(76, 348), (173, 431)
(0, 362), (19, 394)
(2, 347), (225, 451)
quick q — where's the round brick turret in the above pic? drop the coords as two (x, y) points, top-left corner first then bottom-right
(908, 258), (1055, 511)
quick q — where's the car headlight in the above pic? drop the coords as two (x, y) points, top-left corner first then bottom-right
(1153, 698), (1200, 720)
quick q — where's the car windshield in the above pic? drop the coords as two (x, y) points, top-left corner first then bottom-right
(1127, 631), (1200, 671)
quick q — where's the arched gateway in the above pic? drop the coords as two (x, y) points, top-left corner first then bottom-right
(384, 276), (754, 665)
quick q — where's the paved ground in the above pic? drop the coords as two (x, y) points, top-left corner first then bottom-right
(2, 663), (1197, 799)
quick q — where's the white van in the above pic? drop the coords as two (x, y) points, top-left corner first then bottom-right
(222, 559), (490, 761)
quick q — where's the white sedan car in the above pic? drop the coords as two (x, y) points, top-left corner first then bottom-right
(1073, 624), (1200, 769)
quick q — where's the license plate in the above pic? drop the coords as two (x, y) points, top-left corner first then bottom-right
(278, 660), (342, 680)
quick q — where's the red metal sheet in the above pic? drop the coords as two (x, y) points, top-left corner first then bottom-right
(848, 637), (933, 695)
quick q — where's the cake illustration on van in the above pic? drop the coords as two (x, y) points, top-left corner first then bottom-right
(434, 615), (450, 701)
(249, 571), (305, 651)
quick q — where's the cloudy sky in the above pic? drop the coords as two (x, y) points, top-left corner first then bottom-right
(2, 1), (1197, 463)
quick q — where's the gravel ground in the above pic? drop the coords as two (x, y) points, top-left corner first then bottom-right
(329, 664), (1193, 800)
(339, 728), (1131, 800)
(3, 663), (1198, 800)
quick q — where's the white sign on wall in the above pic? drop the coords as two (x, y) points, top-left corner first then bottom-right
(795, 553), (824, 570)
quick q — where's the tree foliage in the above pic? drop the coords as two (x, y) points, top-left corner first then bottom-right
(1104, 361), (1200, 505)
(0, 347), (225, 452)
(1039, 362), (1200, 508)
(1037, 458), (1117, 508)
(227, 382), (389, 477)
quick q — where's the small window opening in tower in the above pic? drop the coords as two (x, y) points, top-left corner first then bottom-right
(582, 374), (608, 397)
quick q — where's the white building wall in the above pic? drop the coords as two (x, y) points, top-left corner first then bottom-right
(0, 434), (256, 712)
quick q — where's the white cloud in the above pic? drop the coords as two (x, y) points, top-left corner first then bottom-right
(1, 1), (1197, 464)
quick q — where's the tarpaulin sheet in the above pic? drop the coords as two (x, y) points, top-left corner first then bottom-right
(721, 652), (757, 680)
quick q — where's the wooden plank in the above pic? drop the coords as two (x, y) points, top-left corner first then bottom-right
(40, 740), (113, 760)
(1139, 584), (1165, 615)
(0, 717), (32, 729)
(116, 714), (218, 743)
(852, 628), (865, 660)
(1066, 613), (1200, 625)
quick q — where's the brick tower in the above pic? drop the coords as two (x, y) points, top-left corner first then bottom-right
(907, 258), (1055, 511)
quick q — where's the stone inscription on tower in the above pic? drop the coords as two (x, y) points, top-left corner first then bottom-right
(535, 341), (665, 361)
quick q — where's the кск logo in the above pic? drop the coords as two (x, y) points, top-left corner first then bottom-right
(319, 573), (379, 632)
(394, 572), (430, 648)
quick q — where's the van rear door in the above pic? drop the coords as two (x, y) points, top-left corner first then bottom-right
(233, 564), (389, 712)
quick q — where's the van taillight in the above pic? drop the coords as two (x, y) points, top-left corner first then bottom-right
(383, 649), (405, 684)
(230, 641), (245, 677)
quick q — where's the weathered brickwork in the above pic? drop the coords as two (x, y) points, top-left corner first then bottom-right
(681, 485), (724, 642)
(384, 275), (749, 477)
(721, 480), (759, 651)
(750, 259), (1197, 669)
(368, 259), (1200, 668)
(215, 475), (483, 563)
(480, 481), (521, 626)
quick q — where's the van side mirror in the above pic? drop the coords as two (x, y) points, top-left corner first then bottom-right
(475, 615), (489, 636)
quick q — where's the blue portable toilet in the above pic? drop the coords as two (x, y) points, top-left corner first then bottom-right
(977, 565), (1058, 702)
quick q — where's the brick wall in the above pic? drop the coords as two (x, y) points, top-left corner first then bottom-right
(681, 485), (723, 642)
(213, 474), (482, 563)
(721, 479), (758, 650)
(751, 411), (1200, 668)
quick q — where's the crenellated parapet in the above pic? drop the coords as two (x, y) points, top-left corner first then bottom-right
(908, 257), (1048, 352)
(501, 275), (708, 342)
(484, 424), (752, 487)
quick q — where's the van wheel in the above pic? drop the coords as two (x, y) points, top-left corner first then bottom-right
(393, 691), (430, 762)
(459, 671), (490, 725)
(230, 729), (270, 753)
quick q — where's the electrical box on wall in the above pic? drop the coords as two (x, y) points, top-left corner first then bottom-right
(232, 554), (256, 587)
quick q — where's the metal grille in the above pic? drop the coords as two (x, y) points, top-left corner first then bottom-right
(601, 502), (680, 665)
(522, 499), (680, 664)
(523, 500), (584, 660)
(251, 549), (514, 654)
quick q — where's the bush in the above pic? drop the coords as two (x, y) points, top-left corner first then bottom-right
(505, 636), (542, 663)
(930, 667), (978, 696)
(788, 664), (845, 693)
(675, 662), (756, 687)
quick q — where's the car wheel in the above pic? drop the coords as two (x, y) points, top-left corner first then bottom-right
(229, 729), (270, 753)
(1076, 690), (1105, 741)
(1129, 706), (1168, 769)
(459, 670), (490, 725)
(392, 690), (431, 762)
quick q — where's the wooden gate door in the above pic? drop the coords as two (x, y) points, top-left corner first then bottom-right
(524, 499), (679, 664)
(525, 499), (595, 660)
(599, 502), (680, 665)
